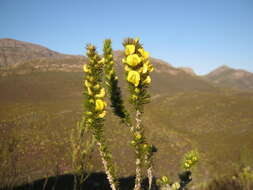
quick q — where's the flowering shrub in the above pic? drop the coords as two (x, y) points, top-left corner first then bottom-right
(79, 38), (199, 190)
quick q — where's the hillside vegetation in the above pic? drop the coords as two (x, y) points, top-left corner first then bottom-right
(0, 39), (253, 189)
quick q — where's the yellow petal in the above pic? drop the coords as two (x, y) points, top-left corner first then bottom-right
(85, 80), (92, 87)
(138, 48), (149, 59)
(95, 88), (105, 98)
(125, 45), (135, 55)
(98, 111), (106, 118)
(86, 111), (92, 115)
(95, 99), (105, 111)
(87, 87), (93, 95)
(142, 63), (148, 74)
(127, 71), (140, 87)
(124, 65), (132, 72)
(94, 84), (100, 90)
(83, 64), (90, 73)
(99, 58), (105, 64)
(143, 76), (151, 84)
(126, 54), (141, 67)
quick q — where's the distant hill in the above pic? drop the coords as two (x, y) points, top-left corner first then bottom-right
(0, 39), (215, 94)
(0, 38), (86, 76)
(178, 67), (196, 76)
(204, 65), (253, 90)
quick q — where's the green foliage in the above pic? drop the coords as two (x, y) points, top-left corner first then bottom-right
(80, 37), (199, 190)
(103, 39), (131, 126)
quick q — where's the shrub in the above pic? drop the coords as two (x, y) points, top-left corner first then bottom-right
(76, 38), (199, 190)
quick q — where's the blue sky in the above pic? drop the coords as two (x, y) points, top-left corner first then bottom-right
(0, 0), (252, 75)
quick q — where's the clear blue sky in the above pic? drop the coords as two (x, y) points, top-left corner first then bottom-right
(1, 0), (253, 75)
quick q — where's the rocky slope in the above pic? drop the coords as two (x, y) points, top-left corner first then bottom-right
(204, 65), (253, 90)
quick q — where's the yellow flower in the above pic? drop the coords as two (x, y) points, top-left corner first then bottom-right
(85, 80), (92, 87)
(95, 88), (105, 98)
(143, 76), (151, 84)
(126, 54), (141, 67)
(184, 163), (190, 168)
(125, 45), (135, 55)
(98, 111), (106, 118)
(162, 176), (168, 183)
(138, 48), (149, 59)
(171, 182), (180, 190)
(127, 71), (140, 87)
(95, 99), (105, 111)
(83, 64), (90, 73)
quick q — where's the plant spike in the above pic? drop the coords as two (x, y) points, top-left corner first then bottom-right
(83, 44), (118, 190)
(122, 37), (155, 190)
(103, 39), (131, 127)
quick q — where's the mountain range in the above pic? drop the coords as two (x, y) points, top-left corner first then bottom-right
(0, 38), (253, 187)
(1, 38), (253, 91)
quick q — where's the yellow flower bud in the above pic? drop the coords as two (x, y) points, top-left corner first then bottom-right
(85, 80), (92, 87)
(95, 88), (105, 98)
(99, 58), (105, 64)
(135, 133), (142, 140)
(171, 182), (180, 190)
(86, 111), (92, 115)
(88, 76), (94, 82)
(148, 65), (154, 72)
(162, 176), (168, 183)
(134, 88), (140, 93)
(87, 118), (93, 124)
(127, 71), (140, 87)
(143, 76), (151, 84)
(95, 99), (105, 111)
(130, 140), (136, 146)
(142, 63), (148, 74)
(122, 58), (127, 63)
(87, 87), (93, 95)
(125, 45), (135, 55)
(98, 111), (106, 118)
(83, 64), (90, 73)
(94, 84), (100, 90)
(132, 95), (138, 100)
(126, 54), (141, 67)
(89, 99), (94, 104)
(124, 65), (132, 72)
(138, 48), (149, 59)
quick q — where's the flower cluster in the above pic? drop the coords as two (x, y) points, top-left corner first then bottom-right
(182, 150), (199, 170)
(83, 44), (118, 190)
(83, 44), (107, 128)
(122, 38), (154, 110)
